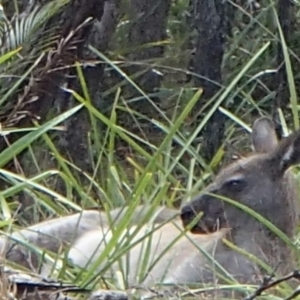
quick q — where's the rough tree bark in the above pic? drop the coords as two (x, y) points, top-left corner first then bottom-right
(126, 0), (171, 119)
(59, 0), (120, 173)
(191, 0), (226, 162)
(273, 0), (293, 119)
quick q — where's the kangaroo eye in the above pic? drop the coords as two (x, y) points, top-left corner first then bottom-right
(224, 178), (246, 191)
(227, 180), (241, 186)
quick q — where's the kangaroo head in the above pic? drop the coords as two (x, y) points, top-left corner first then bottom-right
(181, 117), (300, 236)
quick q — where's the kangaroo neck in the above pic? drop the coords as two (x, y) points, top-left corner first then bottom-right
(224, 224), (291, 271)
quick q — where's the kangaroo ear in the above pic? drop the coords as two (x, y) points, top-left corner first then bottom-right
(270, 129), (300, 174)
(252, 117), (278, 153)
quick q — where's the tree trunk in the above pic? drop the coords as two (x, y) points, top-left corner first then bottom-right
(191, 0), (226, 161)
(126, 0), (171, 118)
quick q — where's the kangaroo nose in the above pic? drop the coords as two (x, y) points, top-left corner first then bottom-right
(181, 204), (195, 218)
(180, 204), (197, 227)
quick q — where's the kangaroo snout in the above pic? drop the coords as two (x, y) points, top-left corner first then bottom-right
(181, 194), (228, 234)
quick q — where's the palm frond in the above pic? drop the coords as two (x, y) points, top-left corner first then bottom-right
(0, 0), (70, 53)
(0, 0), (72, 126)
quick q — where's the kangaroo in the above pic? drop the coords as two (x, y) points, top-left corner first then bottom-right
(2, 117), (300, 297)
(0, 205), (178, 274)
(68, 117), (300, 292)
